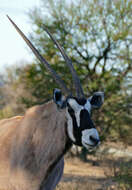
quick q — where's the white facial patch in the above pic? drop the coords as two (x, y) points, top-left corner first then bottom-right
(68, 99), (82, 112)
(67, 98), (82, 127)
(81, 128), (100, 149)
(75, 111), (80, 127)
(84, 100), (91, 113)
(66, 109), (76, 142)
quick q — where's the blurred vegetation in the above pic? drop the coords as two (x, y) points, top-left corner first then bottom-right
(0, 0), (132, 146)
(0, 2), (132, 189)
(104, 157), (132, 190)
(56, 156), (132, 190)
(114, 160), (132, 190)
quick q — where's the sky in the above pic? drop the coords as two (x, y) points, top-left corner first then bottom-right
(0, 0), (41, 70)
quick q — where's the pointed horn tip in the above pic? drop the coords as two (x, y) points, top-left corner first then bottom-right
(6, 15), (10, 19)
(6, 15), (12, 22)
(6, 15), (14, 24)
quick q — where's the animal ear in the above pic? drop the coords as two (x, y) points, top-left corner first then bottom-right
(53, 88), (65, 109)
(88, 92), (104, 109)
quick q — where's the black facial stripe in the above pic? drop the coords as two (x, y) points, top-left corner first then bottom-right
(67, 106), (82, 146)
(80, 109), (95, 130)
(67, 103), (74, 116)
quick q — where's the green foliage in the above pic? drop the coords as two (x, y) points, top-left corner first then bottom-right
(0, 0), (132, 146)
(28, 0), (132, 144)
(0, 106), (15, 119)
(114, 159), (132, 190)
(28, 0), (132, 92)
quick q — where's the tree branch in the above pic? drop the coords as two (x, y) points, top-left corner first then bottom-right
(93, 37), (111, 73)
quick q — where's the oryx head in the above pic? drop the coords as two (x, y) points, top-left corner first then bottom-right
(7, 15), (104, 151)
(53, 89), (104, 150)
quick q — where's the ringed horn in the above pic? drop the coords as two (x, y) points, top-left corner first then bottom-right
(7, 15), (84, 98)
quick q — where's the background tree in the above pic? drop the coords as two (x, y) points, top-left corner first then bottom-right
(28, 0), (132, 144)
(0, 63), (31, 118)
(0, 0), (132, 146)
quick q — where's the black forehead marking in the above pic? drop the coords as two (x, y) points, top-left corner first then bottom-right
(73, 97), (87, 106)
(80, 109), (95, 130)
(67, 103), (82, 146)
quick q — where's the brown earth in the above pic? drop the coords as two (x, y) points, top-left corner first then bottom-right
(56, 144), (132, 190)
(57, 158), (117, 190)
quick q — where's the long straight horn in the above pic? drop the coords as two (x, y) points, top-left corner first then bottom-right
(43, 26), (85, 98)
(7, 15), (71, 95)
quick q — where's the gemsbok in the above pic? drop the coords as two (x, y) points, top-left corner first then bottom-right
(0, 15), (104, 190)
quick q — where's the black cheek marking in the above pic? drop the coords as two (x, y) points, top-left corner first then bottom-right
(67, 103), (74, 116)
(72, 116), (82, 146)
(80, 109), (95, 130)
(68, 108), (82, 146)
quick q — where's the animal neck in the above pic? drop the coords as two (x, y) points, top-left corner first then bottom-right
(10, 101), (72, 187)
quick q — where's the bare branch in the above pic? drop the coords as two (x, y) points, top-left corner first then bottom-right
(93, 37), (111, 73)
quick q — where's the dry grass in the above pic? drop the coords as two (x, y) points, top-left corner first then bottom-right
(56, 155), (132, 190)
(57, 181), (97, 190)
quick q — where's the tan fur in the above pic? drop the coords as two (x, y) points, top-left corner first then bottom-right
(0, 101), (69, 190)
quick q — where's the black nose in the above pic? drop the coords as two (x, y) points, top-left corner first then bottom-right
(90, 136), (100, 146)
